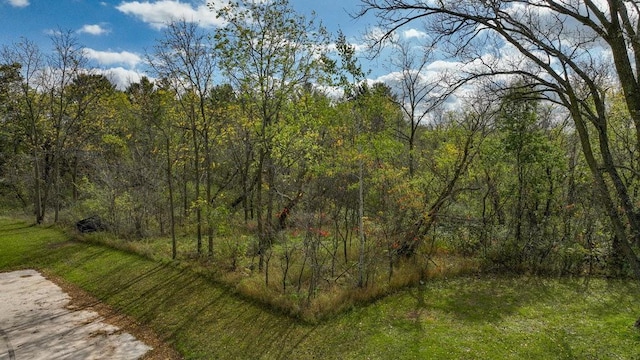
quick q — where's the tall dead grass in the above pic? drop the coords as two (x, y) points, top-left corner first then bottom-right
(76, 222), (481, 322)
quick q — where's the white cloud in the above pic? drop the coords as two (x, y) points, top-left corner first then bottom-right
(102, 67), (147, 90)
(116, 1), (226, 30)
(78, 24), (110, 36)
(85, 48), (143, 68)
(363, 26), (398, 46)
(426, 59), (464, 73)
(6, 0), (29, 7)
(402, 29), (427, 39)
(374, 68), (447, 94)
(372, 71), (403, 85)
(43, 29), (63, 36)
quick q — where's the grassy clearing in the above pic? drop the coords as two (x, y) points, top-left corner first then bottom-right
(1, 217), (640, 359)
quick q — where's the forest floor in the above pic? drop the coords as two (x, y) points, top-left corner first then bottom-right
(1, 217), (640, 359)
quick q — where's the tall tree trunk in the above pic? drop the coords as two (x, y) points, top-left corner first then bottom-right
(257, 150), (266, 271)
(358, 149), (366, 288)
(515, 155), (524, 247)
(571, 102), (640, 279)
(408, 132), (415, 177)
(205, 132), (214, 258)
(33, 151), (44, 224)
(53, 154), (60, 223)
(166, 137), (177, 260)
(199, 98), (214, 258)
(596, 123), (640, 244)
(71, 154), (79, 201)
(190, 104), (202, 255)
(243, 133), (252, 223)
(182, 162), (188, 221)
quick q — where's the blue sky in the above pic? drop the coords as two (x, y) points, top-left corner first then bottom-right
(0, 0), (401, 89)
(2, 0), (616, 113)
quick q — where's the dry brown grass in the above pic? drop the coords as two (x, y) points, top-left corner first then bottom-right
(76, 223), (481, 322)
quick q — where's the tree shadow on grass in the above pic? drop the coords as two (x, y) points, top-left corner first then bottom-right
(24, 242), (110, 273)
(421, 275), (555, 324)
(43, 242), (324, 358)
(152, 272), (320, 359)
(0, 222), (38, 236)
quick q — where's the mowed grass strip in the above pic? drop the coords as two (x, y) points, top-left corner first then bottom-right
(1, 217), (639, 359)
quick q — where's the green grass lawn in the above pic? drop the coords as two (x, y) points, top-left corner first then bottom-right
(1, 217), (639, 359)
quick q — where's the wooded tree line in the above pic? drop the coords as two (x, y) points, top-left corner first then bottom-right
(1, 0), (639, 307)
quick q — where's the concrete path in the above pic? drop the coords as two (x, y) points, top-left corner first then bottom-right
(0, 269), (152, 360)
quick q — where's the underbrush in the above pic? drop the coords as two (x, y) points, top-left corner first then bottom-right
(61, 210), (623, 322)
(70, 221), (480, 322)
